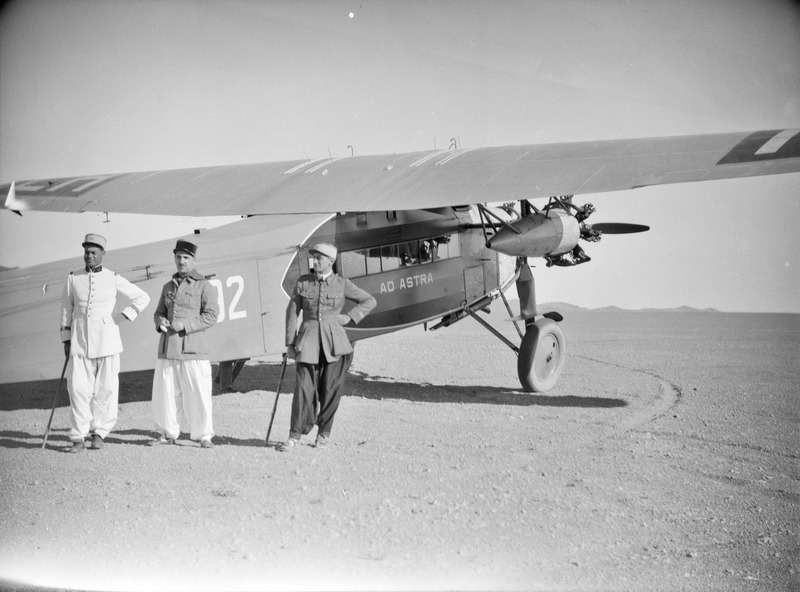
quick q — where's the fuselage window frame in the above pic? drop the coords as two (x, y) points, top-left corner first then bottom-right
(339, 234), (460, 279)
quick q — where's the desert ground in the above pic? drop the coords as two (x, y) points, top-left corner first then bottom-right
(0, 307), (798, 591)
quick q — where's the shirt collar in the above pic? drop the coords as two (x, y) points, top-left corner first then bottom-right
(85, 265), (103, 273)
(172, 269), (205, 282)
(316, 270), (333, 282)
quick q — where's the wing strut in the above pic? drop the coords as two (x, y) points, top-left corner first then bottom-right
(475, 203), (522, 248)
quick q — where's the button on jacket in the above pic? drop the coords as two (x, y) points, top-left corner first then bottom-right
(60, 268), (151, 358)
(154, 269), (219, 360)
(286, 273), (376, 364)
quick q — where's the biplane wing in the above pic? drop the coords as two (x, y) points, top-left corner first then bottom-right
(4, 129), (800, 217)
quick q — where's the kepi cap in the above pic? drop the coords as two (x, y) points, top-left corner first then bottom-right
(173, 239), (198, 257)
(82, 233), (107, 250)
(309, 243), (337, 260)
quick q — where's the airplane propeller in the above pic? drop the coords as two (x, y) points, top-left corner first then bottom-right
(586, 222), (650, 234)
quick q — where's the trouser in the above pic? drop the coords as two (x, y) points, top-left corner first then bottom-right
(67, 354), (120, 442)
(289, 351), (353, 439)
(151, 358), (214, 441)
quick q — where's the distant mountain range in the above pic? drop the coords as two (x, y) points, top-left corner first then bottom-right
(527, 302), (721, 314)
(497, 300), (800, 314)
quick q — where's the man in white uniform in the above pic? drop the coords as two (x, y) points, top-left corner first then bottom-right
(61, 233), (151, 453)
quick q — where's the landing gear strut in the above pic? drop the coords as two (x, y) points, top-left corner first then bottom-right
(513, 257), (565, 392)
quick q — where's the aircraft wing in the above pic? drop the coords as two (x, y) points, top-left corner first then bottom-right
(4, 129), (799, 217)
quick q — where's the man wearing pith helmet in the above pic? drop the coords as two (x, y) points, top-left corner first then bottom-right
(280, 242), (376, 451)
(150, 239), (219, 448)
(60, 233), (151, 453)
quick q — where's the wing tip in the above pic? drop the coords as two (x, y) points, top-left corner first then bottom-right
(3, 181), (24, 215)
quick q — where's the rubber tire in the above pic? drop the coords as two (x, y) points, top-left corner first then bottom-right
(517, 318), (566, 392)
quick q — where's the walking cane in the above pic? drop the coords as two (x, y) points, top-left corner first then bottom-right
(42, 354), (70, 449)
(265, 353), (288, 446)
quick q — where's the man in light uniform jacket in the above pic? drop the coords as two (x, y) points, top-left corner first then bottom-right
(60, 233), (151, 453)
(280, 243), (376, 451)
(150, 239), (219, 448)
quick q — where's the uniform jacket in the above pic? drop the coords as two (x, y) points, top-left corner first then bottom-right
(286, 273), (376, 364)
(60, 268), (151, 359)
(154, 269), (219, 360)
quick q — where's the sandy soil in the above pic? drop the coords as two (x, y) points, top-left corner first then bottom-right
(0, 309), (798, 591)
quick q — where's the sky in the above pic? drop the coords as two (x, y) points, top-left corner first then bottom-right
(1, 0), (799, 312)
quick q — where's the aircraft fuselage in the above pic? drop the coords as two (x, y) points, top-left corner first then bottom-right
(282, 207), (508, 342)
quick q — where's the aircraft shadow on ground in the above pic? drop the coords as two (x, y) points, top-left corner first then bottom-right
(0, 363), (627, 449)
(347, 372), (627, 408)
(244, 364), (629, 409)
(0, 363), (628, 412)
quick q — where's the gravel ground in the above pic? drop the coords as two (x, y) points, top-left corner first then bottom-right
(0, 309), (798, 591)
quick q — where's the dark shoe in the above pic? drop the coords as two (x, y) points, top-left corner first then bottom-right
(315, 434), (329, 448)
(90, 434), (104, 450)
(277, 438), (299, 452)
(148, 434), (175, 446)
(68, 440), (86, 453)
(200, 438), (214, 449)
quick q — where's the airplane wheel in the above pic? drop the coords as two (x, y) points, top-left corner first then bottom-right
(517, 318), (565, 392)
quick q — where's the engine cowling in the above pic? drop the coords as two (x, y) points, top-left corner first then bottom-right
(487, 210), (580, 258)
